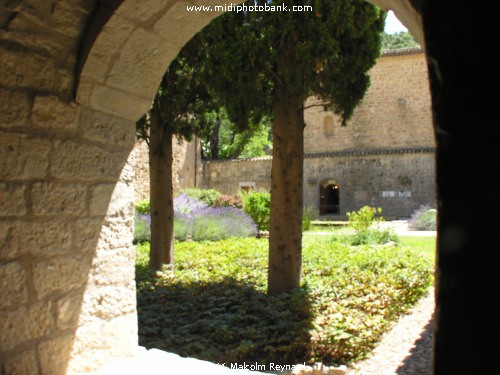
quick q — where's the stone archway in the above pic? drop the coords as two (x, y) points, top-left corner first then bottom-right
(74, 0), (425, 372)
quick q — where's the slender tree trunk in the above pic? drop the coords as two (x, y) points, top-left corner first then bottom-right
(149, 107), (174, 271)
(209, 117), (221, 159)
(268, 82), (305, 295)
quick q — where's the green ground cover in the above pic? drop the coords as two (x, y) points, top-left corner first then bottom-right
(136, 234), (434, 367)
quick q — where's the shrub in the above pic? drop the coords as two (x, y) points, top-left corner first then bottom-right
(212, 194), (244, 209)
(180, 188), (221, 206)
(136, 200), (151, 214)
(191, 206), (257, 241)
(342, 206), (399, 246)
(346, 206), (383, 232)
(349, 228), (400, 246)
(173, 213), (191, 242)
(242, 191), (271, 231)
(134, 193), (257, 243)
(302, 206), (318, 231)
(174, 192), (208, 214)
(409, 205), (437, 231)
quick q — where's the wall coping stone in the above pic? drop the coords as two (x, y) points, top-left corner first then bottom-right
(202, 147), (435, 164)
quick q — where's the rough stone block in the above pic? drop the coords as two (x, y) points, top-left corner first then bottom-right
(2, 349), (39, 375)
(38, 334), (74, 375)
(79, 107), (135, 147)
(31, 182), (87, 216)
(68, 313), (138, 373)
(78, 15), (136, 85)
(115, 0), (171, 23)
(72, 217), (103, 250)
(16, 220), (73, 256)
(33, 254), (92, 298)
(106, 27), (172, 100)
(81, 285), (136, 321)
(89, 85), (151, 122)
(96, 217), (134, 251)
(32, 95), (80, 130)
(56, 294), (82, 330)
(154, 1), (214, 47)
(106, 181), (135, 217)
(0, 183), (26, 216)
(0, 303), (55, 351)
(0, 261), (28, 309)
(0, 88), (31, 127)
(88, 244), (135, 287)
(89, 184), (115, 216)
(50, 140), (126, 181)
(0, 44), (57, 90)
(0, 133), (50, 180)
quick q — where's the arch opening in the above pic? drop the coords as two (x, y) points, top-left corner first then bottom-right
(319, 179), (340, 215)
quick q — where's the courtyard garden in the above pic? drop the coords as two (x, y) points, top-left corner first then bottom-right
(134, 189), (435, 368)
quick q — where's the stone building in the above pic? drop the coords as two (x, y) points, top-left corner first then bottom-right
(200, 48), (435, 218)
(0, 1), (497, 374)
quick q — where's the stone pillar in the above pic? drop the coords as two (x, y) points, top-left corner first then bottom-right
(0, 93), (138, 374)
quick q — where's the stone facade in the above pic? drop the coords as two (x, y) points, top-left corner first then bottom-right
(200, 49), (436, 218)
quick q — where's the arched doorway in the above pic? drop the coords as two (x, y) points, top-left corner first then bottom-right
(319, 179), (340, 215)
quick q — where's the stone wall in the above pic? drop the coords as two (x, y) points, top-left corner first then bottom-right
(0, 2), (137, 374)
(304, 49), (434, 153)
(133, 137), (202, 203)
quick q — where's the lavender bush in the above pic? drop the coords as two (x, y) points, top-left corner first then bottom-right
(134, 212), (151, 244)
(134, 193), (258, 243)
(409, 204), (437, 231)
(191, 206), (258, 241)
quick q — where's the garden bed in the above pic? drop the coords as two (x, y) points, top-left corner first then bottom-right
(136, 236), (434, 368)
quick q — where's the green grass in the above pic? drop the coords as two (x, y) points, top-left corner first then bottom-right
(136, 236), (434, 367)
(399, 236), (436, 262)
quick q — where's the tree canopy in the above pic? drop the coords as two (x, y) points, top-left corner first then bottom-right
(381, 31), (420, 50)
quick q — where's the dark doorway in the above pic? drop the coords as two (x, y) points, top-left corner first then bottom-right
(320, 183), (339, 215)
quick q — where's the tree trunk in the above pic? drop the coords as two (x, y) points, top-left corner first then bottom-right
(209, 117), (221, 159)
(149, 107), (174, 271)
(267, 83), (305, 295)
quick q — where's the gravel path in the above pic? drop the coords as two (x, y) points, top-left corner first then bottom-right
(346, 287), (435, 375)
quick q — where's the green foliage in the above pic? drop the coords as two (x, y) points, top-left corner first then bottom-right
(202, 0), (386, 127)
(302, 206), (319, 232)
(136, 237), (434, 365)
(239, 117), (273, 158)
(242, 191), (271, 231)
(381, 31), (420, 50)
(180, 188), (221, 206)
(136, 200), (151, 215)
(409, 205), (437, 231)
(347, 206), (383, 232)
(349, 228), (400, 246)
(200, 108), (272, 160)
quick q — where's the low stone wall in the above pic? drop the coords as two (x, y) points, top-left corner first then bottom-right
(201, 149), (436, 219)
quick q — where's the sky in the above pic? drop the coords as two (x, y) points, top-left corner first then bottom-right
(384, 11), (408, 34)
